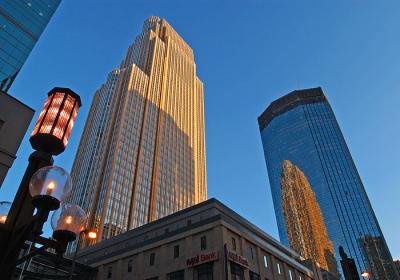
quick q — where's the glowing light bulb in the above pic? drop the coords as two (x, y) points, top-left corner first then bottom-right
(361, 271), (370, 278)
(45, 180), (56, 196)
(65, 215), (73, 224)
(47, 181), (56, 190)
(87, 231), (97, 240)
(0, 215), (7, 224)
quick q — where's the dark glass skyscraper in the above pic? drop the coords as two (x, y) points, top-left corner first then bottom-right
(258, 87), (398, 279)
(0, 0), (61, 92)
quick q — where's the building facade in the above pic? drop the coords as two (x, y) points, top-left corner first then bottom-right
(0, 92), (34, 187)
(68, 16), (207, 246)
(395, 260), (400, 276)
(76, 198), (318, 280)
(281, 160), (338, 277)
(258, 87), (399, 279)
(0, 0), (61, 92)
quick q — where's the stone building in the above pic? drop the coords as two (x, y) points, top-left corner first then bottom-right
(76, 198), (318, 280)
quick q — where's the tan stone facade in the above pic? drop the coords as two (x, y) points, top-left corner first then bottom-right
(76, 199), (316, 280)
(68, 16), (207, 247)
(281, 160), (338, 277)
(0, 92), (34, 187)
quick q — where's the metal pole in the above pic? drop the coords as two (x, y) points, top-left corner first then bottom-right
(68, 232), (83, 280)
(18, 241), (33, 280)
(0, 151), (53, 280)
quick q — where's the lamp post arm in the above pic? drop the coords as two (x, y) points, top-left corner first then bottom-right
(15, 245), (48, 266)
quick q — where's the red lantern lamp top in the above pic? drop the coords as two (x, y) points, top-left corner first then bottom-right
(30, 87), (82, 155)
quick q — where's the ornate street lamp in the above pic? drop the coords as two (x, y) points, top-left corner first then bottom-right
(30, 87), (81, 155)
(29, 166), (72, 211)
(51, 203), (87, 243)
(29, 166), (72, 235)
(0, 87), (81, 280)
(52, 204), (98, 280)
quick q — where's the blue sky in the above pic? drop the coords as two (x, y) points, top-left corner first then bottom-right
(1, 0), (399, 259)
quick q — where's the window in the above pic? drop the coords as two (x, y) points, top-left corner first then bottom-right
(167, 270), (184, 280)
(232, 237), (237, 251)
(231, 263), (244, 280)
(107, 266), (112, 278)
(277, 263), (281, 275)
(127, 259), (133, 272)
(187, 219), (192, 226)
(198, 262), (213, 280)
(289, 270), (293, 280)
(263, 256), (268, 268)
(201, 236), (207, 250)
(249, 271), (260, 280)
(248, 247), (254, 260)
(150, 253), (155, 266)
(174, 245), (179, 258)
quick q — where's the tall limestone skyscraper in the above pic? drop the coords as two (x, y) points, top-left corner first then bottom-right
(68, 16), (207, 245)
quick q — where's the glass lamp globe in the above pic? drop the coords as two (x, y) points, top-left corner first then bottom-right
(51, 203), (87, 242)
(0, 201), (12, 224)
(29, 166), (72, 211)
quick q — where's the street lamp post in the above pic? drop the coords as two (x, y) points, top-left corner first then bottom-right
(0, 87), (82, 279)
(65, 226), (97, 280)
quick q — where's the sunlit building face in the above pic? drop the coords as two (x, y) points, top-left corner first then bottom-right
(258, 88), (398, 279)
(68, 16), (207, 249)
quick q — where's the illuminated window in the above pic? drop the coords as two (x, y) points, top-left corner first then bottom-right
(263, 256), (268, 268)
(277, 263), (281, 275)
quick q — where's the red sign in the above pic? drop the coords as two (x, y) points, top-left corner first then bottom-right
(186, 251), (219, 267)
(227, 250), (249, 268)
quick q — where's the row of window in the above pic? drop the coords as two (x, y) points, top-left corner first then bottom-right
(110, 267), (210, 280)
(232, 265), (303, 280)
(230, 236), (304, 280)
(106, 235), (208, 278)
